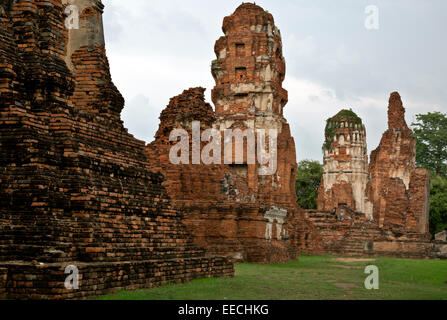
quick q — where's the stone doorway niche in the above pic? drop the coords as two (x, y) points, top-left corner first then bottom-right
(236, 43), (246, 57)
(235, 67), (247, 82)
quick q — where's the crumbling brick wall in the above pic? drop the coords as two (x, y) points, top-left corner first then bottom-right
(431, 231), (447, 259)
(146, 87), (302, 263)
(305, 205), (433, 259)
(0, 0), (233, 300)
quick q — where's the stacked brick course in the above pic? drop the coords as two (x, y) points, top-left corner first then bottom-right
(431, 231), (447, 259)
(0, 268), (6, 299)
(0, 0), (232, 300)
(305, 209), (433, 258)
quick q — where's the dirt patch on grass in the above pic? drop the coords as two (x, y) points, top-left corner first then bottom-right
(334, 283), (358, 294)
(333, 264), (361, 269)
(333, 258), (376, 263)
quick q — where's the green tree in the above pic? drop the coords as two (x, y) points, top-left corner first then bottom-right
(411, 112), (447, 177)
(411, 112), (447, 235)
(295, 160), (323, 210)
(429, 175), (447, 235)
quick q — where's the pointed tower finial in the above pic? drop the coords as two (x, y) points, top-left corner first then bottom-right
(388, 91), (408, 130)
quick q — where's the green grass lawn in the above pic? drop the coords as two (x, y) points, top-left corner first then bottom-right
(95, 256), (447, 300)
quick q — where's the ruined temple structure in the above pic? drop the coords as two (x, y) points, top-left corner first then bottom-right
(146, 3), (315, 263)
(211, 3), (297, 209)
(432, 231), (447, 259)
(308, 93), (434, 258)
(318, 110), (372, 217)
(0, 0), (444, 300)
(0, 0), (233, 300)
(367, 92), (431, 235)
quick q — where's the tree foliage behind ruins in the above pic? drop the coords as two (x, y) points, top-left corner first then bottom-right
(412, 111), (447, 235)
(295, 160), (323, 210)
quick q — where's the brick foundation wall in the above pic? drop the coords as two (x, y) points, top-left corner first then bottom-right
(305, 208), (433, 259)
(1, 258), (233, 300)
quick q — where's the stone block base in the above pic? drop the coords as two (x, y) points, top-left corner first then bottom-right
(430, 242), (447, 260)
(0, 257), (234, 300)
(369, 240), (434, 259)
(246, 242), (299, 264)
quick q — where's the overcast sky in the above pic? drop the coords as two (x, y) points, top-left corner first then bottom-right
(102, 0), (447, 162)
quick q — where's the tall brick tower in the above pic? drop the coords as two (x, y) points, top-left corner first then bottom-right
(211, 3), (298, 211)
(367, 92), (430, 233)
(317, 110), (373, 218)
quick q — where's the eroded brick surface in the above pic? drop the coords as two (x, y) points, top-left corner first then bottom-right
(0, 0), (232, 300)
(367, 92), (430, 234)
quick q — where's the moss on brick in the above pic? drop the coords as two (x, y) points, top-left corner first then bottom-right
(323, 109), (362, 151)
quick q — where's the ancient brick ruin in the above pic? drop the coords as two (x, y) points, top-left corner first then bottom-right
(367, 92), (430, 234)
(147, 4), (310, 264)
(310, 93), (434, 258)
(144, 3), (440, 261)
(0, 0), (444, 300)
(0, 0), (232, 300)
(318, 110), (372, 216)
